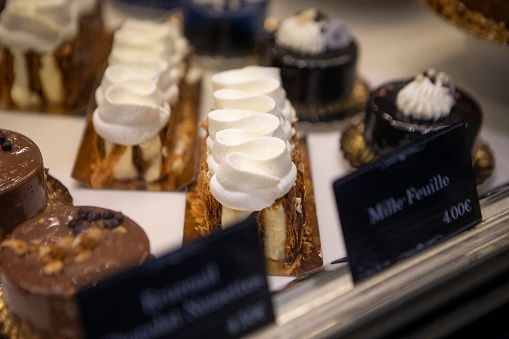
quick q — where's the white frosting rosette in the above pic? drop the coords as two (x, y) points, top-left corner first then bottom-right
(207, 66), (297, 213)
(93, 79), (170, 146)
(209, 130), (297, 212)
(396, 71), (455, 121)
(211, 66), (295, 141)
(276, 8), (352, 55)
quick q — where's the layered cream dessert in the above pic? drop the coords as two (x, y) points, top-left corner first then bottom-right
(89, 19), (191, 188)
(0, 0), (106, 114)
(195, 66), (309, 261)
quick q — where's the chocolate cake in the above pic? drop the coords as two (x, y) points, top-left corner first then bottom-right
(0, 129), (47, 239)
(259, 8), (358, 122)
(0, 205), (151, 339)
(364, 70), (483, 156)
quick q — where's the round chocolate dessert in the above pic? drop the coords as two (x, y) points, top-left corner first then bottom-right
(364, 70), (483, 155)
(259, 8), (358, 121)
(0, 129), (47, 239)
(0, 205), (151, 339)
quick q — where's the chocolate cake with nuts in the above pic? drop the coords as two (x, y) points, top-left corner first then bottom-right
(0, 205), (151, 339)
(0, 129), (47, 239)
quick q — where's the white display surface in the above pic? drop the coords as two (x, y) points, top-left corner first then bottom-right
(1, 0), (508, 291)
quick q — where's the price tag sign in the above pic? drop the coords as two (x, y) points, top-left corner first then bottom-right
(334, 123), (482, 282)
(77, 215), (274, 339)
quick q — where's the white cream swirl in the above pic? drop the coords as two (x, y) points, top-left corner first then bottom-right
(96, 62), (180, 107)
(276, 8), (352, 55)
(110, 19), (189, 69)
(207, 66), (297, 212)
(396, 73), (455, 121)
(209, 130), (297, 212)
(211, 66), (295, 141)
(207, 109), (288, 175)
(92, 79), (170, 146)
(0, 0), (78, 52)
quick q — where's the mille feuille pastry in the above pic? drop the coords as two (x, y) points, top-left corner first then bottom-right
(259, 8), (358, 122)
(0, 129), (47, 240)
(0, 205), (151, 339)
(364, 69), (483, 156)
(194, 66), (310, 261)
(0, 0), (106, 114)
(89, 19), (190, 187)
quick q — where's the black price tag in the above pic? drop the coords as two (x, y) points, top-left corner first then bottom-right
(77, 215), (274, 339)
(333, 123), (481, 283)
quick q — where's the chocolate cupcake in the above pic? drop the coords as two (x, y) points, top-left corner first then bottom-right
(259, 8), (361, 122)
(0, 205), (151, 339)
(0, 129), (47, 239)
(364, 69), (483, 155)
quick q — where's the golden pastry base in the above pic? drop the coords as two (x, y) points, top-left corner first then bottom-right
(0, 289), (36, 339)
(71, 80), (201, 192)
(183, 138), (323, 277)
(294, 77), (370, 123)
(341, 122), (495, 185)
(424, 0), (509, 45)
(45, 175), (74, 212)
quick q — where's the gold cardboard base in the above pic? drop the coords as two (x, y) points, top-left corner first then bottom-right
(184, 138), (323, 277)
(341, 122), (495, 185)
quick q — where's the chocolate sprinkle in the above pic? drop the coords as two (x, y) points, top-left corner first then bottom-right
(102, 210), (114, 219)
(77, 208), (90, 220)
(103, 219), (120, 229)
(67, 208), (125, 234)
(0, 131), (6, 143)
(2, 140), (12, 152)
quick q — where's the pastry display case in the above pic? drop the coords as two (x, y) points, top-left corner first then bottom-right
(0, 0), (508, 337)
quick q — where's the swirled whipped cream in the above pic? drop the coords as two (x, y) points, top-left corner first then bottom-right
(210, 131), (297, 212)
(396, 71), (455, 121)
(0, 0), (78, 53)
(276, 8), (352, 55)
(211, 66), (295, 141)
(207, 66), (297, 214)
(110, 19), (189, 71)
(93, 79), (170, 146)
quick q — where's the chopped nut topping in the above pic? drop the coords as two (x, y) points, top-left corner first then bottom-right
(1, 240), (27, 255)
(74, 251), (92, 263)
(43, 260), (63, 275)
(113, 226), (127, 234)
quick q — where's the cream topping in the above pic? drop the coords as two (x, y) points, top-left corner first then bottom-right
(211, 66), (295, 141)
(111, 19), (189, 68)
(276, 8), (352, 55)
(207, 109), (288, 175)
(92, 80), (170, 146)
(0, 0), (78, 52)
(209, 131), (297, 212)
(96, 63), (180, 107)
(207, 66), (297, 213)
(396, 72), (455, 121)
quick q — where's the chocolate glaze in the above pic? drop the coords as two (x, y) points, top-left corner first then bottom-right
(0, 130), (47, 238)
(0, 205), (151, 338)
(364, 79), (483, 155)
(259, 33), (358, 107)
